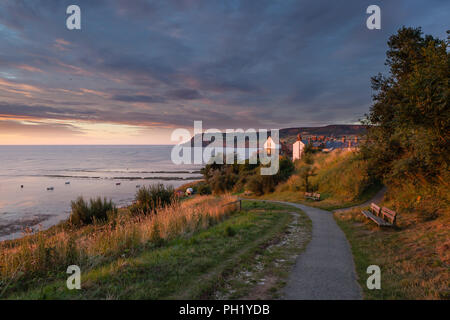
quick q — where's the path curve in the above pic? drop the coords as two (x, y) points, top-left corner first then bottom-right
(251, 200), (363, 300)
(334, 186), (387, 214)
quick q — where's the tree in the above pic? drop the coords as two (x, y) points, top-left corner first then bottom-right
(363, 27), (449, 182)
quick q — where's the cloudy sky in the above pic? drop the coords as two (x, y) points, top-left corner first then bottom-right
(0, 0), (448, 144)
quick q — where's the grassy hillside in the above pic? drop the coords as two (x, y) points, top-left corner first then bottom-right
(250, 149), (381, 210)
(0, 200), (311, 299)
(335, 207), (449, 299)
(253, 149), (448, 299)
(334, 163), (449, 299)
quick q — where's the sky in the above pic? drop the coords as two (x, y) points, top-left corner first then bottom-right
(0, 0), (448, 145)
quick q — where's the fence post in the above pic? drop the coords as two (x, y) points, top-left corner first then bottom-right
(239, 199), (241, 211)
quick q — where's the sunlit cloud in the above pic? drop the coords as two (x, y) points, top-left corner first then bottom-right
(17, 65), (44, 73)
(0, 0), (447, 144)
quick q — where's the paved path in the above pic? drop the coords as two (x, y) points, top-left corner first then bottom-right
(257, 200), (363, 300)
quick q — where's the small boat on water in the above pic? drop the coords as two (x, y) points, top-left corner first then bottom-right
(116, 182), (121, 186)
(47, 187), (54, 191)
(21, 185), (24, 188)
(65, 181), (70, 185)
(136, 185), (141, 188)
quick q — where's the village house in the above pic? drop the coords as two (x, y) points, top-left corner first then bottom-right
(263, 134), (361, 161)
(292, 134), (305, 161)
(263, 136), (279, 156)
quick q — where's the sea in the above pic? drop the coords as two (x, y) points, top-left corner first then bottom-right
(0, 145), (202, 241)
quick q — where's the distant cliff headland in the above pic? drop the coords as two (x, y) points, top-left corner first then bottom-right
(184, 124), (367, 148)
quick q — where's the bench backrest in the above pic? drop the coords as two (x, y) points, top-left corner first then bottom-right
(305, 192), (312, 197)
(313, 193), (321, 199)
(370, 203), (381, 216)
(381, 207), (397, 225)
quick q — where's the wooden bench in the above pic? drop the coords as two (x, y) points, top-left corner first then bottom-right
(305, 192), (321, 201)
(361, 203), (397, 227)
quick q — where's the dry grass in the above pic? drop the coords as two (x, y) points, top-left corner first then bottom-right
(252, 149), (380, 210)
(0, 195), (238, 287)
(335, 207), (449, 299)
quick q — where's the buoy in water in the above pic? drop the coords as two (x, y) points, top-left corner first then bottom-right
(21, 185), (24, 188)
(47, 187), (54, 191)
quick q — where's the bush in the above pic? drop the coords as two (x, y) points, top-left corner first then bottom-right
(298, 165), (315, 192)
(246, 175), (264, 195)
(130, 184), (175, 215)
(225, 226), (236, 237)
(196, 182), (212, 195)
(200, 155), (294, 196)
(278, 157), (295, 181)
(246, 174), (278, 195)
(208, 167), (239, 194)
(69, 197), (117, 227)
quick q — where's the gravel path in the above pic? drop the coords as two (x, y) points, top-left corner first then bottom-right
(258, 200), (363, 300)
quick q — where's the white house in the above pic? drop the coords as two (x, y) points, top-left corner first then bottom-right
(263, 136), (279, 155)
(292, 134), (305, 161)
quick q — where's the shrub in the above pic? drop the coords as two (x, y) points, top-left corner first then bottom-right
(298, 165), (315, 192)
(69, 197), (117, 227)
(200, 155), (294, 195)
(225, 226), (236, 237)
(246, 175), (264, 195)
(278, 157), (295, 181)
(196, 182), (212, 195)
(130, 184), (175, 215)
(208, 167), (239, 194)
(246, 174), (278, 195)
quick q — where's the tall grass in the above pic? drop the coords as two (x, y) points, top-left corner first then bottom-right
(383, 169), (450, 221)
(310, 150), (373, 201)
(0, 194), (238, 287)
(278, 150), (375, 202)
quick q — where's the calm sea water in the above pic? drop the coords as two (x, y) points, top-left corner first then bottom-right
(0, 145), (202, 241)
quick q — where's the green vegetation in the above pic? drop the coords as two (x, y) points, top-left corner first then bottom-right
(129, 184), (175, 215)
(251, 27), (449, 217)
(2, 201), (311, 300)
(196, 181), (212, 195)
(200, 156), (295, 195)
(362, 26), (449, 218)
(1, 26), (447, 302)
(249, 150), (381, 210)
(69, 197), (117, 227)
(0, 191), (239, 297)
(335, 208), (449, 300)
(331, 27), (449, 300)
